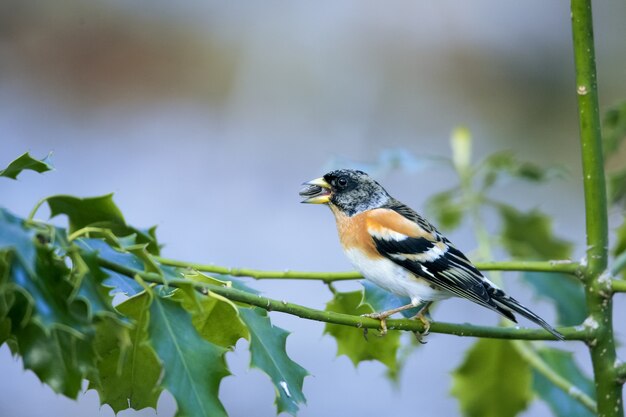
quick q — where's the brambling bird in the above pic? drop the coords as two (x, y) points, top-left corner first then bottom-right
(300, 169), (563, 340)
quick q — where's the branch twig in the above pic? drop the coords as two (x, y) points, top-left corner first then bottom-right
(98, 257), (587, 341)
(154, 256), (580, 283)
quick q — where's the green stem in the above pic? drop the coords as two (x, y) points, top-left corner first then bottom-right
(571, 0), (621, 415)
(27, 197), (49, 221)
(154, 256), (580, 282)
(513, 340), (597, 413)
(98, 257), (583, 341)
(611, 280), (626, 293)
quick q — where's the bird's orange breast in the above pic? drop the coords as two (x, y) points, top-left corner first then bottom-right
(329, 206), (379, 258)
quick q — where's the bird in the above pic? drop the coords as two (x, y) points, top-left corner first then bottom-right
(299, 168), (563, 340)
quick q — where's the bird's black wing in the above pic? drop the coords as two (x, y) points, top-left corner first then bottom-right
(375, 199), (503, 312)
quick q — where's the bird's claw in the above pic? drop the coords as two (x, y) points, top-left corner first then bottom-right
(413, 312), (431, 344)
(361, 312), (388, 336)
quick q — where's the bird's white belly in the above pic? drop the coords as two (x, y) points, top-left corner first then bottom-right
(344, 248), (451, 304)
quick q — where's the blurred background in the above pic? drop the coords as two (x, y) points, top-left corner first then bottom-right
(1, 1), (625, 416)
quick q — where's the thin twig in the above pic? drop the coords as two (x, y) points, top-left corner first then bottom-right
(154, 256), (580, 282)
(97, 257), (587, 341)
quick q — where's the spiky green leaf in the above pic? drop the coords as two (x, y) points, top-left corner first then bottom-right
(13, 324), (95, 398)
(451, 339), (532, 417)
(0, 152), (53, 180)
(479, 151), (564, 188)
(47, 194), (125, 232)
(522, 272), (586, 326)
(239, 307), (308, 416)
(77, 238), (145, 296)
(90, 296), (162, 412)
(148, 292), (229, 417)
(324, 291), (400, 374)
(425, 189), (465, 230)
(499, 206), (572, 260)
(362, 281), (424, 318)
(0, 208), (38, 272)
(46, 195), (159, 253)
(533, 348), (595, 417)
(173, 273), (248, 349)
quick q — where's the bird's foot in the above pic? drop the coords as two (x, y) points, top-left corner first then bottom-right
(361, 312), (389, 336)
(412, 312), (432, 344)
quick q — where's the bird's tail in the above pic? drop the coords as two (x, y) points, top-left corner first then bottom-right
(487, 287), (564, 340)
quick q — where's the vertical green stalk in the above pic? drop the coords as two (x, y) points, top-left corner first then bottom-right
(570, 1), (622, 416)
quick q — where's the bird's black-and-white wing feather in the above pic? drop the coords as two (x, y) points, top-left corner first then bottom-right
(370, 199), (563, 339)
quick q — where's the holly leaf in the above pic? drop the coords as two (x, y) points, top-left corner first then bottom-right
(46, 195), (159, 253)
(90, 296), (162, 412)
(47, 194), (125, 232)
(362, 281), (424, 318)
(0, 208), (38, 273)
(522, 272), (586, 326)
(148, 292), (229, 417)
(239, 307), (308, 416)
(13, 324), (95, 398)
(324, 291), (400, 374)
(533, 347), (595, 417)
(0, 152), (53, 180)
(425, 189), (465, 230)
(76, 238), (146, 296)
(479, 151), (564, 188)
(11, 247), (87, 334)
(451, 339), (532, 417)
(172, 273), (249, 349)
(71, 251), (120, 320)
(499, 206), (572, 260)
(498, 205), (581, 324)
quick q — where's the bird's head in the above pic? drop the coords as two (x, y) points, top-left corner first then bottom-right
(299, 169), (390, 216)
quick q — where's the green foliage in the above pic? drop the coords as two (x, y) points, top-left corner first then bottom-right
(46, 194), (160, 254)
(173, 273), (249, 349)
(533, 348), (595, 417)
(90, 304), (161, 412)
(425, 189), (465, 230)
(362, 281), (424, 318)
(451, 339), (533, 417)
(603, 101), (626, 207)
(602, 101), (626, 157)
(324, 291), (400, 374)
(498, 206), (572, 260)
(239, 307), (308, 415)
(0, 173), (309, 416)
(148, 292), (230, 417)
(522, 273), (587, 326)
(498, 206), (587, 326)
(0, 152), (53, 180)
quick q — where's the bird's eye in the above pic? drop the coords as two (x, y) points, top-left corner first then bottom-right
(337, 177), (348, 188)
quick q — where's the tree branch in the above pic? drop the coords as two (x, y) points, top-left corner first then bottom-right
(611, 280), (626, 293)
(98, 257), (588, 342)
(154, 256), (580, 282)
(571, 0), (622, 415)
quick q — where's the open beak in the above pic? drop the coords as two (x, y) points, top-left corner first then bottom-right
(299, 177), (332, 204)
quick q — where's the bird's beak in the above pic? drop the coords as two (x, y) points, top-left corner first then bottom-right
(299, 177), (331, 204)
